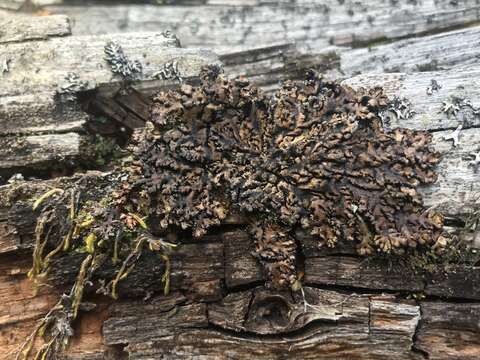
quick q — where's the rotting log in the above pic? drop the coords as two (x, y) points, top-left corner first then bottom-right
(1, 9), (480, 360)
(0, 15), (219, 182)
(38, 0), (480, 93)
(1, 224), (480, 359)
(45, 1), (480, 51)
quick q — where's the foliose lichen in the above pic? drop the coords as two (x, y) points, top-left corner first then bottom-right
(19, 67), (451, 359)
(139, 67), (448, 288)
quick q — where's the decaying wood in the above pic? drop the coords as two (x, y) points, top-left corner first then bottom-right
(2, 225), (480, 359)
(0, 15), (219, 180)
(46, 1), (480, 50)
(339, 25), (480, 76)
(343, 71), (480, 215)
(0, 0), (61, 11)
(0, 14), (70, 44)
(2, 5), (480, 360)
(0, 132), (81, 176)
(415, 302), (480, 359)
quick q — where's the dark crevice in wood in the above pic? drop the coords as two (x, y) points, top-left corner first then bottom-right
(443, 217), (466, 228)
(225, 281), (266, 295)
(428, 123), (480, 133)
(411, 304), (430, 360)
(351, 19), (480, 49)
(105, 344), (129, 360)
(243, 290), (255, 323)
(294, 229), (306, 281)
(205, 317), (347, 341)
(304, 282), (408, 297)
(303, 281), (480, 304)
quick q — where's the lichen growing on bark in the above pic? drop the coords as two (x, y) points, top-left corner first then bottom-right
(19, 67), (450, 359)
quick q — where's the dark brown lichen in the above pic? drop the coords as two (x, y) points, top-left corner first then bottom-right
(20, 67), (450, 359)
(133, 67), (447, 288)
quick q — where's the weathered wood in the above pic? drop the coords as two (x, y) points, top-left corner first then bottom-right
(340, 25), (480, 76)
(415, 302), (480, 360)
(2, 235), (479, 359)
(0, 93), (88, 135)
(343, 70), (480, 131)
(0, 0), (62, 11)
(103, 293), (208, 345)
(0, 133), (81, 176)
(0, 177), (478, 358)
(209, 287), (371, 335)
(0, 14), (70, 44)
(0, 16), (218, 135)
(343, 70), (480, 215)
(304, 256), (425, 293)
(305, 256), (480, 301)
(3, 4), (480, 359)
(223, 230), (263, 288)
(126, 295), (421, 360)
(65, 282), (427, 360)
(0, 16), (219, 177)
(46, 1), (480, 51)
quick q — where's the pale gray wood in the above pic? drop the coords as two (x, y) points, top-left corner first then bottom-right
(0, 14), (70, 44)
(0, 18), (219, 133)
(46, 1), (480, 51)
(0, 1), (61, 11)
(0, 92), (88, 135)
(340, 25), (480, 76)
(0, 20), (219, 173)
(0, 32), (216, 97)
(342, 70), (480, 131)
(423, 128), (480, 216)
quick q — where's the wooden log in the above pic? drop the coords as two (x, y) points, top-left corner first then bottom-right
(0, 14), (70, 44)
(125, 293), (422, 360)
(342, 70), (480, 131)
(0, 133), (81, 175)
(103, 294), (208, 346)
(415, 302), (480, 360)
(340, 25), (480, 76)
(223, 230), (263, 288)
(0, 31), (215, 98)
(343, 71), (480, 215)
(0, 15), (218, 135)
(46, 1), (480, 50)
(2, 5), (480, 359)
(0, 0), (62, 11)
(0, 15), (219, 178)
(2, 227), (480, 359)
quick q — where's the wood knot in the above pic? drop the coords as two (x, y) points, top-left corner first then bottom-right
(245, 290), (294, 334)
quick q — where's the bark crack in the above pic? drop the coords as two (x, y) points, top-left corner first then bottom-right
(410, 303), (429, 359)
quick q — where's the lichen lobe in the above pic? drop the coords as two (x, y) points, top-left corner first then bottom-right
(140, 68), (447, 288)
